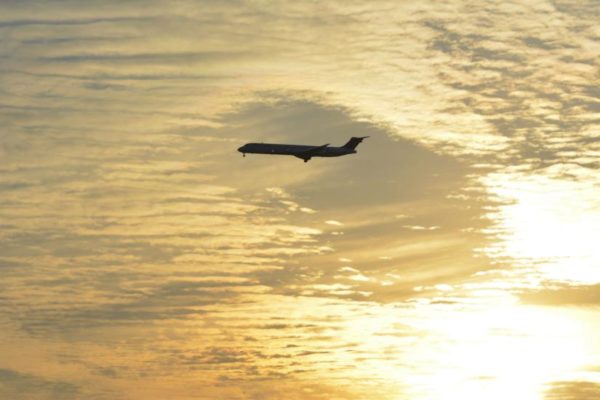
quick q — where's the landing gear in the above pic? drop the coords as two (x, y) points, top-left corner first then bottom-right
(242, 153), (245, 157)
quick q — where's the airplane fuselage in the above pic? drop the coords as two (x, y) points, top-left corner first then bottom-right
(237, 136), (367, 162)
(238, 143), (354, 158)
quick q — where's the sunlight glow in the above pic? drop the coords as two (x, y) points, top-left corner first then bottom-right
(481, 171), (600, 285)
(380, 304), (589, 400)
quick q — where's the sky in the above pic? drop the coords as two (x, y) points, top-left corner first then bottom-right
(0, 0), (599, 399)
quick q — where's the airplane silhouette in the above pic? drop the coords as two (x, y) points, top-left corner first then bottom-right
(238, 136), (368, 162)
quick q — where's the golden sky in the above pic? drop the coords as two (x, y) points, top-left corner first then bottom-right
(0, 1), (599, 399)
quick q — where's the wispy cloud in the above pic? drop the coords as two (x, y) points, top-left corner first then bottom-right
(545, 381), (600, 400)
(1, 0), (598, 398)
(0, 369), (79, 400)
(0, 16), (154, 28)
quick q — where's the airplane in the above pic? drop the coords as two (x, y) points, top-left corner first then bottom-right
(237, 136), (368, 162)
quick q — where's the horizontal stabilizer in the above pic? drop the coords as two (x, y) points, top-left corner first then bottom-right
(342, 136), (369, 150)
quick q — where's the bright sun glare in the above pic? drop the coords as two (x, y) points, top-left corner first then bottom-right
(410, 305), (588, 400)
(482, 171), (600, 285)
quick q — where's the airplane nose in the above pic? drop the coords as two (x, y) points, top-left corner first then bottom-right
(237, 146), (244, 152)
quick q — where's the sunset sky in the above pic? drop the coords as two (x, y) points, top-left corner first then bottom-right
(1, 1), (599, 399)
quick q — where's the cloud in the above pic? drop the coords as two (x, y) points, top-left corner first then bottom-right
(421, 2), (599, 165)
(0, 95), (496, 366)
(520, 284), (600, 306)
(0, 369), (79, 400)
(324, 220), (343, 226)
(40, 50), (251, 65)
(0, 16), (152, 28)
(0, 0), (598, 399)
(545, 381), (600, 400)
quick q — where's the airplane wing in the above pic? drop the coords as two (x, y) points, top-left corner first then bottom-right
(295, 143), (329, 162)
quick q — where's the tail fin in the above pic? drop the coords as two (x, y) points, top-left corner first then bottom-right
(342, 136), (369, 150)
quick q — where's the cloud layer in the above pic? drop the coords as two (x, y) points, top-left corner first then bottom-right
(1, 0), (598, 399)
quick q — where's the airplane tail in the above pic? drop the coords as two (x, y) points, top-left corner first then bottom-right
(342, 136), (369, 150)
